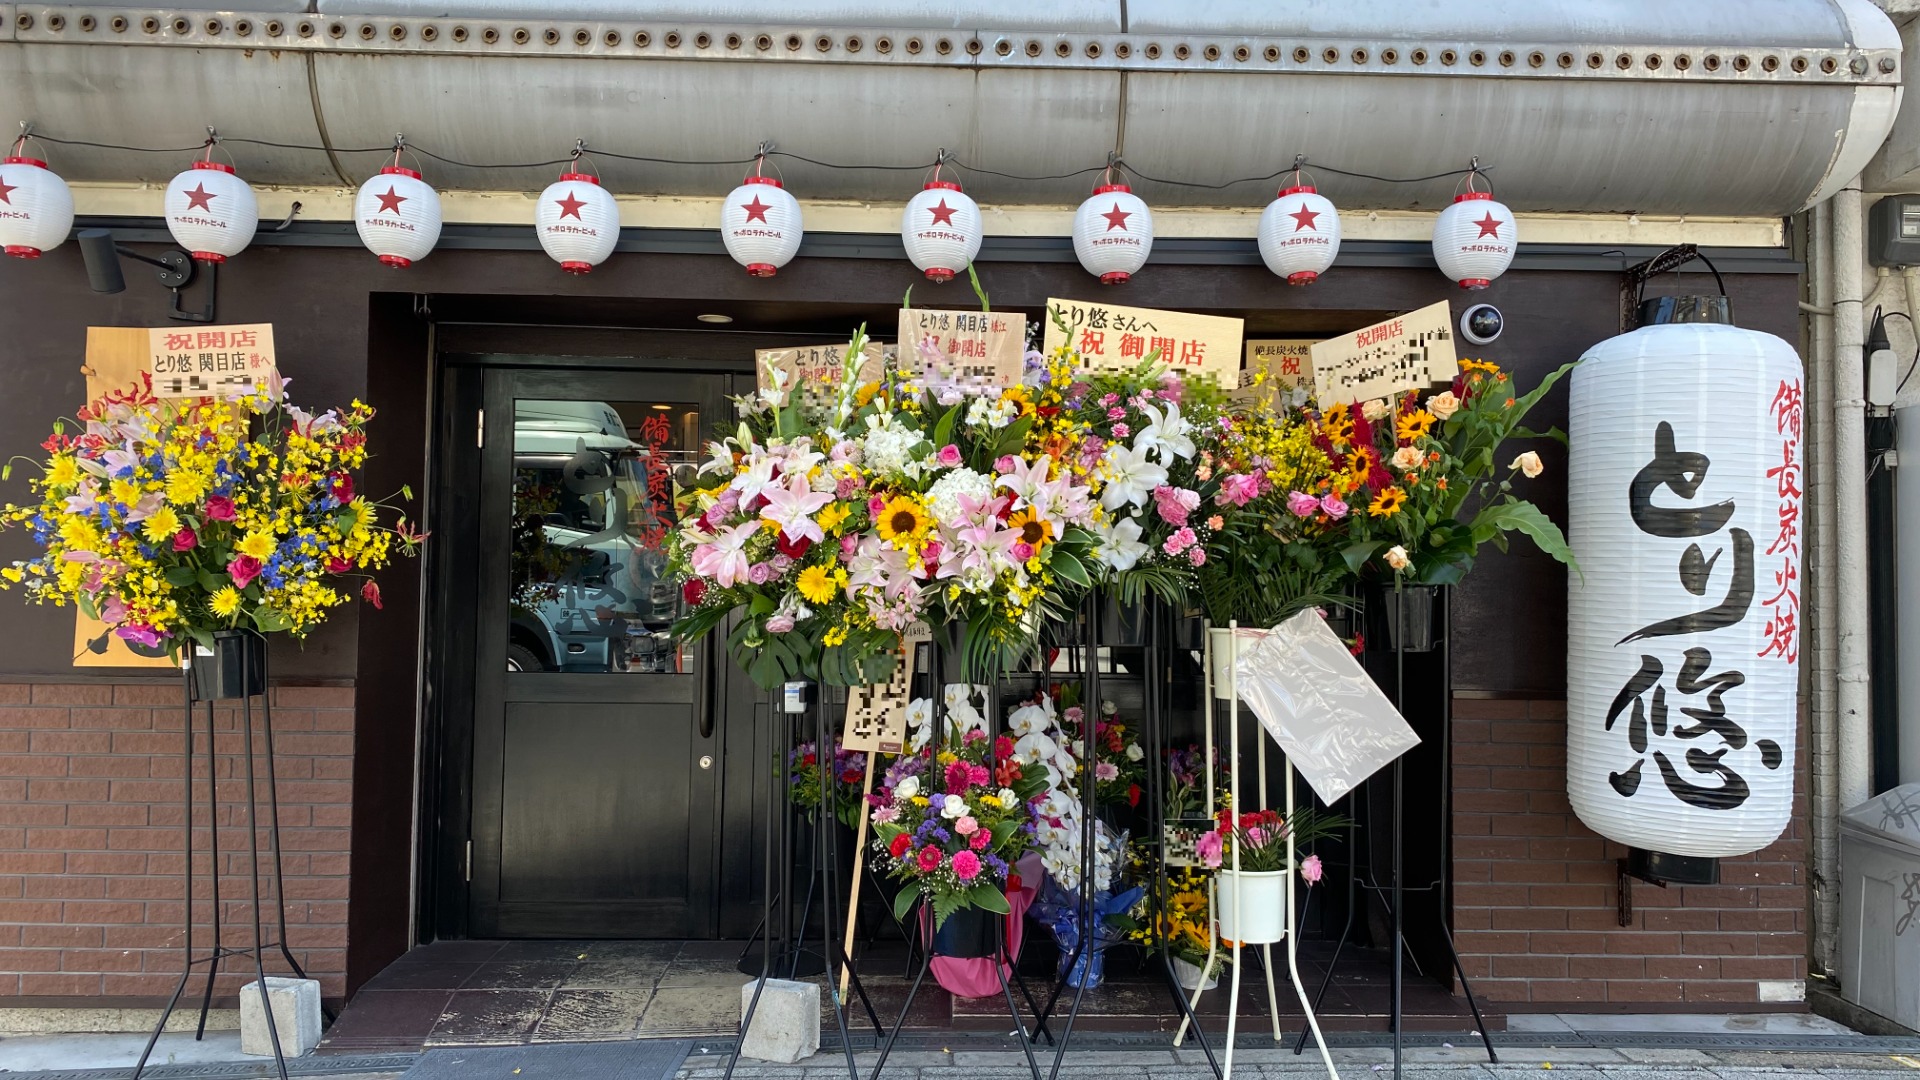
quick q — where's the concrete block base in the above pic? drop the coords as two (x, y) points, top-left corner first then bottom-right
(737, 978), (820, 1064)
(239, 978), (322, 1058)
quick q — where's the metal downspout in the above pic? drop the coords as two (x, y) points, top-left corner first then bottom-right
(1809, 197), (1839, 979)
(1833, 182), (1874, 814)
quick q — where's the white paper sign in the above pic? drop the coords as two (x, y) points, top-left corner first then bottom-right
(1309, 301), (1457, 405)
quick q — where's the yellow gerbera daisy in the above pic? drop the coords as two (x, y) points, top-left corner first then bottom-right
(817, 502), (850, 534)
(1394, 410), (1436, 443)
(210, 586), (243, 618)
(796, 564), (838, 605)
(45, 455), (80, 489)
(874, 496), (929, 546)
(1368, 486), (1408, 517)
(237, 530), (277, 561)
(141, 506), (182, 545)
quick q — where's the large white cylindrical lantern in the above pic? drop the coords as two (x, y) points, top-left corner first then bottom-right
(164, 161), (258, 264)
(720, 175), (802, 277)
(1257, 184), (1340, 285)
(1432, 190), (1516, 289)
(900, 180), (981, 283)
(0, 156), (75, 258)
(1567, 319), (1803, 860)
(355, 166), (442, 268)
(535, 172), (619, 274)
(1072, 183), (1153, 285)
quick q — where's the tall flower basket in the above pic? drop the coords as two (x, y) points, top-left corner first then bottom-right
(1, 380), (421, 1080)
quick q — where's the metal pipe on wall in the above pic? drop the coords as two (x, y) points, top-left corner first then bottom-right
(1807, 197), (1839, 978)
(1832, 181), (1874, 814)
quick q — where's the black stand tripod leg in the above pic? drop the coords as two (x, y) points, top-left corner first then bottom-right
(723, 690), (782, 1080)
(1294, 818), (1359, 1055)
(1440, 921), (1497, 1061)
(132, 670), (200, 1080)
(240, 675), (289, 1080)
(869, 925), (934, 1080)
(195, 697), (221, 1039)
(996, 919), (1043, 1080)
(256, 688), (331, 1025)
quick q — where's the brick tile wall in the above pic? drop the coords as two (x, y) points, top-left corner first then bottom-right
(1452, 696), (1808, 1007)
(0, 682), (353, 1001)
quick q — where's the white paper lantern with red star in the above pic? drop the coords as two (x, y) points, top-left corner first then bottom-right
(535, 172), (620, 274)
(355, 166), (442, 268)
(1258, 184), (1341, 285)
(900, 180), (981, 283)
(0, 156), (75, 258)
(1432, 190), (1517, 289)
(164, 161), (258, 264)
(1072, 184), (1153, 284)
(721, 175), (802, 277)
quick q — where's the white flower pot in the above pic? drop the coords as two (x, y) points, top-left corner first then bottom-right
(1215, 868), (1286, 945)
(1207, 626), (1268, 700)
(1172, 956), (1219, 991)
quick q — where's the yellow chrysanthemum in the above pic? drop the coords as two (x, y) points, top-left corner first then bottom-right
(141, 506), (182, 545)
(210, 586), (243, 618)
(817, 502), (849, 534)
(45, 455), (80, 489)
(796, 564), (838, 605)
(165, 470), (206, 506)
(108, 479), (143, 508)
(237, 530), (276, 561)
(1394, 410), (1436, 443)
(874, 496), (929, 546)
(1368, 486), (1407, 517)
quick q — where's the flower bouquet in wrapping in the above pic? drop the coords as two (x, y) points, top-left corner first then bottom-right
(0, 377), (423, 657)
(668, 325), (1107, 688)
(787, 738), (873, 829)
(1332, 358), (1577, 583)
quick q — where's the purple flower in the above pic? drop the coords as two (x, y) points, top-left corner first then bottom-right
(115, 624), (162, 649)
(747, 562), (775, 585)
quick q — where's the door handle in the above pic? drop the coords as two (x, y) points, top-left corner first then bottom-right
(696, 640), (716, 740)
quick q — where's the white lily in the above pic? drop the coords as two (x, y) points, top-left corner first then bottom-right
(1134, 400), (1196, 462)
(1091, 516), (1151, 571)
(1098, 443), (1169, 510)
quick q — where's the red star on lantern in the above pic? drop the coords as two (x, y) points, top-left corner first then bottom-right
(927, 198), (958, 226)
(1288, 205), (1319, 231)
(183, 183), (217, 211)
(555, 191), (586, 220)
(1474, 212), (1503, 239)
(376, 186), (408, 214)
(0, 176), (16, 205)
(741, 196), (771, 223)
(1101, 203), (1132, 231)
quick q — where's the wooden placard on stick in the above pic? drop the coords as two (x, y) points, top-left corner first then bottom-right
(1309, 301), (1458, 406)
(896, 309), (1026, 392)
(1042, 298), (1244, 388)
(842, 624), (930, 754)
(1241, 339), (1317, 408)
(754, 342), (890, 394)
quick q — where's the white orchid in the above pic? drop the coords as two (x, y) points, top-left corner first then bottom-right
(904, 698), (934, 754)
(1133, 400), (1196, 462)
(1091, 516), (1151, 571)
(1098, 443), (1169, 510)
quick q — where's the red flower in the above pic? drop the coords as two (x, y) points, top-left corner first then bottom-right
(1128, 783), (1142, 808)
(171, 527), (198, 553)
(995, 759), (1023, 788)
(969, 830), (990, 851)
(227, 555), (262, 589)
(1348, 633), (1365, 657)
(916, 846), (943, 873)
(683, 579), (707, 605)
(994, 735), (1015, 760)
(328, 473), (355, 503)
(889, 834), (912, 859)
(361, 580), (384, 610)
(325, 557), (351, 575)
(204, 495), (237, 522)
(775, 531), (812, 559)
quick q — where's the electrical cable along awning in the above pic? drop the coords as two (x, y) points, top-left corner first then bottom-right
(0, 0), (1902, 216)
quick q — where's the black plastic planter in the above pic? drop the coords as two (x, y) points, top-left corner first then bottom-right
(187, 629), (267, 701)
(930, 905), (1000, 959)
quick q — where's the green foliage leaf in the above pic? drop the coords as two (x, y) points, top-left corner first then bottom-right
(969, 884), (1011, 915)
(1470, 499), (1578, 571)
(965, 262), (990, 312)
(1508, 425), (1569, 446)
(163, 566), (198, 587)
(1050, 550), (1091, 589)
(932, 404), (959, 451)
(1341, 540), (1387, 575)
(893, 883), (922, 922)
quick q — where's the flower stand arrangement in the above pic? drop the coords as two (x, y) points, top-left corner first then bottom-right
(0, 379), (421, 1080)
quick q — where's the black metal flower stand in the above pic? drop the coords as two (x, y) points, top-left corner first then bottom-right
(1290, 582), (1496, 1079)
(132, 629), (310, 1080)
(727, 682), (882, 1080)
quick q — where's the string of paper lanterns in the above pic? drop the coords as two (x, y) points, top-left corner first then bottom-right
(6, 129), (1515, 288)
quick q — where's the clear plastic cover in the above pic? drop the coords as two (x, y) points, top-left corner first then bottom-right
(1234, 609), (1421, 805)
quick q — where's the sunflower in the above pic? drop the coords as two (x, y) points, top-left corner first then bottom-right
(875, 495), (930, 546)
(1320, 403), (1354, 448)
(1007, 507), (1054, 552)
(1394, 409), (1436, 443)
(1368, 486), (1408, 517)
(853, 381), (882, 408)
(796, 564), (838, 605)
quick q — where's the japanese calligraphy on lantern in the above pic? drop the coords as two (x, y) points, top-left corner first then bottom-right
(842, 624), (932, 754)
(754, 342), (890, 394)
(1042, 298), (1244, 388)
(896, 308), (1026, 391)
(1309, 301), (1457, 405)
(1759, 380), (1804, 664)
(147, 324), (277, 398)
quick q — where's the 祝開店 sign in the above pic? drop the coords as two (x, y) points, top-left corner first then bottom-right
(1242, 339), (1317, 407)
(1042, 298), (1244, 388)
(1309, 301), (1458, 405)
(755, 341), (890, 392)
(897, 308), (1027, 391)
(148, 323), (277, 398)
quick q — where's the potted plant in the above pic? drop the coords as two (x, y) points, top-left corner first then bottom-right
(1195, 806), (1345, 945)
(1130, 866), (1227, 990)
(0, 378), (422, 694)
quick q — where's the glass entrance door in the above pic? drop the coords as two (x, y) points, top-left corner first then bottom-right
(468, 367), (733, 938)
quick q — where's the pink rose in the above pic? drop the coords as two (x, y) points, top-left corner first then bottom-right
(1301, 853), (1325, 885)
(1162, 527), (1197, 556)
(227, 555), (262, 589)
(868, 495), (886, 516)
(747, 562), (775, 585)
(1287, 491), (1321, 518)
(995, 455), (1016, 473)
(1187, 546), (1206, 566)
(954, 815), (979, 836)
(1153, 485), (1199, 526)
(1011, 542), (1034, 563)
(1320, 495), (1349, 520)
(840, 534), (859, 559)
(950, 850), (982, 881)
(835, 476), (860, 499)
(204, 495), (236, 522)
(936, 444), (963, 468)
(171, 527), (198, 553)
(766, 614), (796, 633)
(1217, 474), (1260, 508)
(921, 541), (943, 565)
